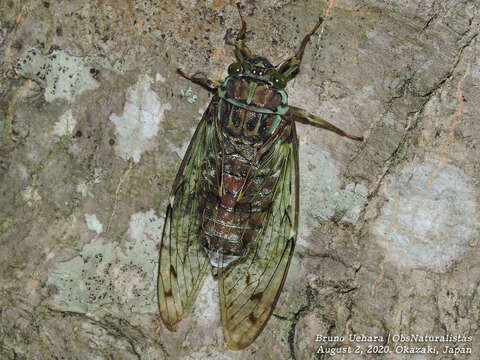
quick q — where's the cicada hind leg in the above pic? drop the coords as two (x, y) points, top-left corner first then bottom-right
(286, 106), (363, 141)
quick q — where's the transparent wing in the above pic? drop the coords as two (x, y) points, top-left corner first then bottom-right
(157, 97), (221, 330)
(218, 122), (299, 349)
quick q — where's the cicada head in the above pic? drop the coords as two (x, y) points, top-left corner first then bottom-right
(231, 2), (323, 89)
(227, 56), (288, 90)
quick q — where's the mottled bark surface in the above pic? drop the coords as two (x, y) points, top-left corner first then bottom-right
(1, 0), (479, 359)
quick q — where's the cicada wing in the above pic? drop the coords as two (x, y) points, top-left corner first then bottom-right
(157, 97), (222, 330)
(218, 123), (299, 350)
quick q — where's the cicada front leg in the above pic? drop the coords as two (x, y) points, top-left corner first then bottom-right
(177, 3), (251, 93)
(234, 3), (252, 61)
(277, 17), (324, 81)
(176, 69), (218, 93)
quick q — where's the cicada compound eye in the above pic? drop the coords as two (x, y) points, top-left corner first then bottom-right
(271, 72), (287, 89)
(228, 62), (243, 76)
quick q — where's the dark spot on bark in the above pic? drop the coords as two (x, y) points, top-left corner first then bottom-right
(12, 40), (23, 50)
(90, 68), (99, 78)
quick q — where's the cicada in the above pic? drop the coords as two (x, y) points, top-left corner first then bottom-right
(157, 3), (363, 350)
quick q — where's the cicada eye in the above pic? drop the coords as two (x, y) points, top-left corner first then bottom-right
(271, 72), (287, 89)
(228, 62), (243, 75)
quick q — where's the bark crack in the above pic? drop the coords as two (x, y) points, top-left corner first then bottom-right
(288, 285), (314, 360)
(371, 31), (478, 196)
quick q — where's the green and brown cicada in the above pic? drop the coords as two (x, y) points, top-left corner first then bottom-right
(157, 3), (363, 350)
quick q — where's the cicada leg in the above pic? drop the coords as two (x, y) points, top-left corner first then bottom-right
(286, 105), (363, 141)
(277, 17), (324, 81)
(176, 69), (217, 93)
(235, 2), (247, 40)
(234, 3), (252, 62)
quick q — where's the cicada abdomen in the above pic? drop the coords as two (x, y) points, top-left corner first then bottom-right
(157, 3), (363, 350)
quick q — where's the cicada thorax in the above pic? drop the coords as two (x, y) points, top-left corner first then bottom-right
(218, 73), (289, 145)
(199, 69), (292, 268)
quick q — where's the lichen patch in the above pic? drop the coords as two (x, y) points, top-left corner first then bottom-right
(47, 210), (163, 315)
(299, 142), (368, 240)
(110, 75), (171, 163)
(373, 160), (478, 272)
(15, 48), (99, 103)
